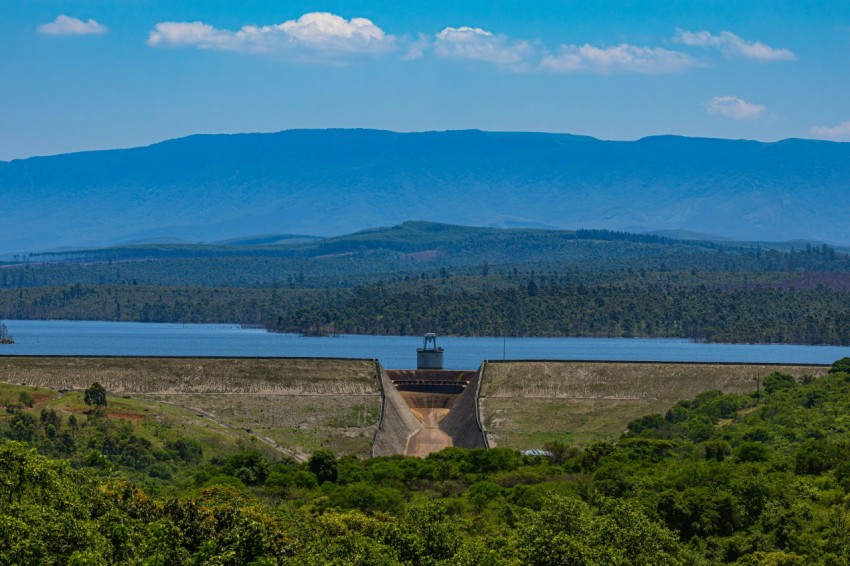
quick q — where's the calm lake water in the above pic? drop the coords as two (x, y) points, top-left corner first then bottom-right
(1, 320), (847, 369)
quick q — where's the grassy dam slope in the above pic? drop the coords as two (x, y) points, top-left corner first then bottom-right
(479, 361), (830, 449)
(0, 357), (382, 458)
(0, 356), (832, 457)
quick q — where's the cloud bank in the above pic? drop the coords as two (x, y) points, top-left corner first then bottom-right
(38, 15), (107, 36)
(675, 29), (795, 61)
(429, 26), (695, 74)
(811, 120), (850, 140)
(705, 96), (766, 119)
(148, 12), (395, 57)
(143, 14), (798, 78)
(541, 43), (696, 74)
(432, 26), (534, 68)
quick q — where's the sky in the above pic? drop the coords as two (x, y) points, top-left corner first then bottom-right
(2, 1), (849, 160)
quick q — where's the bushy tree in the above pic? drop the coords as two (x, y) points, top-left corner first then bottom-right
(308, 449), (338, 484)
(830, 357), (850, 374)
(18, 391), (34, 408)
(84, 382), (107, 408)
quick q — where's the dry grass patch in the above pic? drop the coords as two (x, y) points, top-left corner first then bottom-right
(481, 397), (672, 449)
(480, 361), (828, 450)
(144, 393), (380, 430)
(0, 357), (379, 394)
(143, 393), (381, 458)
(482, 361), (827, 399)
(260, 427), (375, 459)
(0, 357), (381, 457)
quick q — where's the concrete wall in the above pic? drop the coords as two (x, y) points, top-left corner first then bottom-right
(371, 363), (422, 457)
(438, 367), (487, 449)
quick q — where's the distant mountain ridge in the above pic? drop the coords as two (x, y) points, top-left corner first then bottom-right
(2, 129), (848, 253)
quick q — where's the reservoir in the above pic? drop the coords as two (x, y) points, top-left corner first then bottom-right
(0, 320), (850, 369)
(1, 320), (847, 369)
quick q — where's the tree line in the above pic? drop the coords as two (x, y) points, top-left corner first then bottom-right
(2, 276), (850, 344)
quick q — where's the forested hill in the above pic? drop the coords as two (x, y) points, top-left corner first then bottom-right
(4, 222), (849, 289)
(2, 129), (849, 254)
(3, 223), (850, 344)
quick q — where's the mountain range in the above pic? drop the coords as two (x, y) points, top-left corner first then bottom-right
(1, 129), (848, 254)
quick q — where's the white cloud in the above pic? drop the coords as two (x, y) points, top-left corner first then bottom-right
(148, 12), (395, 57)
(541, 43), (696, 74)
(38, 15), (107, 36)
(430, 27), (693, 74)
(705, 96), (766, 119)
(675, 29), (795, 61)
(432, 26), (534, 67)
(810, 120), (850, 140)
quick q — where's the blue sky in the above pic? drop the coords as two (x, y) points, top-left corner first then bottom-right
(2, 1), (849, 160)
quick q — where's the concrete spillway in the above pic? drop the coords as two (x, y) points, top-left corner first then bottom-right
(372, 367), (487, 457)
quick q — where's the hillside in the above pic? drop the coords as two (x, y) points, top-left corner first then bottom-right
(2, 357), (381, 458)
(5, 222), (849, 290)
(479, 361), (828, 448)
(2, 223), (850, 344)
(2, 129), (849, 254)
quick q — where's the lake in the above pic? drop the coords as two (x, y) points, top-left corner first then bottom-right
(0, 320), (847, 369)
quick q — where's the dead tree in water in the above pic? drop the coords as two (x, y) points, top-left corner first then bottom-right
(0, 322), (14, 344)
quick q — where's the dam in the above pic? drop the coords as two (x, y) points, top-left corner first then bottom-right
(1, 324), (836, 458)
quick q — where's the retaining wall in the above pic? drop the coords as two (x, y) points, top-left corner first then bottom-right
(371, 363), (422, 457)
(438, 366), (488, 449)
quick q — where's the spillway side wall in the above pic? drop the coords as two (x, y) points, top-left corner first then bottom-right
(439, 368), (487, 449)
(371, 363), (423, 457)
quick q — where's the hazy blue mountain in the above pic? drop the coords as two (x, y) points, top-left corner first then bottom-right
(1, 129), (848, 254)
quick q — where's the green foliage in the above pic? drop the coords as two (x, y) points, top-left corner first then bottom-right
(627, 413), (665, 434)
(166, 439), (202, 465)
(329, 482), (405, 515)
(734, 442), (771, 463)
(703, 440), (731, 461)
(308, 449), (338, 484)
(467, 480), (503, 511)
(6, 360), (850, 563)
(84, 382), (107, 408)
(515, 495), (698, 565)
(830, 357), (850, 374)
(543, 440), (579, 465)
(17, 391), (34, 408)
(764, 372), (798, 395)
(225, 450), (269, 485)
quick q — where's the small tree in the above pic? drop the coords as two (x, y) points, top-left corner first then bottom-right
(830, 357), (850, 375)
(18, 391), (34, 408)
(307, 449), (338, 484)
(84, 382), (107, 409)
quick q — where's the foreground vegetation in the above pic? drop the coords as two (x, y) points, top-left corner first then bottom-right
(4, 358), (850, 563)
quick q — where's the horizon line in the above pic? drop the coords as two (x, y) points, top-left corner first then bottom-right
(3, 127), (844, 163)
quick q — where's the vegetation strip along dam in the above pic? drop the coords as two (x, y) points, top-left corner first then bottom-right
(0, 355), (829, 457)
